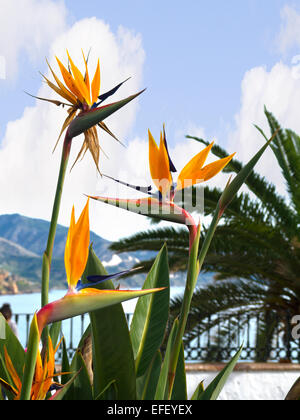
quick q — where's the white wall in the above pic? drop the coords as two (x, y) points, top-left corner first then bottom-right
(186, 369), (300, 400)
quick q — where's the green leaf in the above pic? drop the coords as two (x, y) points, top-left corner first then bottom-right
(69, 350), (93, 400)
(20, 314), (40, 400)
(136, 350), (162, 400)
(198, 345), (243, 400)
(170, 341), (187, 400)
(0, 313), (25, 383)
(191, 381), (204, 400)
(95, 380), (118, 400)
(61, 338), (72, 386)
(0, 315), (25, 400)
(130, 244), (170, 377)
(154, 318), (179, 400)
(82, 245), (137, 400)
(67, 90), (145, 138)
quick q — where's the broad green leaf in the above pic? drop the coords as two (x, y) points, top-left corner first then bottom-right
(20, 314), (40, 400)
(199, 345), (243, 400)
(171, 341), (187, 400)
(95, 380), (118, 400)
(69, 350), (93, 400)
(130, 244), (170, 377)
(61, 338), (71, 386)
(136, 350), (162, 400)
(82, 245), (137, 400)
(154, 318), (179, 400)
(0, 313), (25, 383)
(68, 90), (145, 138)
(0, 316), (25, 400)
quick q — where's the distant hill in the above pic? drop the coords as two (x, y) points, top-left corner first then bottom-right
(0, 213), (145, 291)
(0, 214), (111, 260)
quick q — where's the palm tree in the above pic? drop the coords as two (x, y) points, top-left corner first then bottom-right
(110, 108), (300, 362)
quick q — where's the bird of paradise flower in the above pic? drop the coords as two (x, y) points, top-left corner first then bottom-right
(90, 125), (235, 248)
(36, 198), (164, 335)
(0, 335), (66, 400)
(27, 50), (138, 172)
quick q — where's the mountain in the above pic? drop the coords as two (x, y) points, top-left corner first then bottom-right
(0, 213), (145, 292)
(0, 214), (111, 260)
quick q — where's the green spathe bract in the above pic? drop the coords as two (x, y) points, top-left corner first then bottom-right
(67, 91), (145, 138)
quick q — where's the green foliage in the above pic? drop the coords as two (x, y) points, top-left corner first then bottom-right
(82, 245), (137, 400)
(130, 244), (170, 377)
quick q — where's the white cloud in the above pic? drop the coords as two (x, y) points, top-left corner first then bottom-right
(0, 0), (67, 80)
(226, 59), (300, 198)
(277, 5), (300, 54)
(0, 17), (150, 241)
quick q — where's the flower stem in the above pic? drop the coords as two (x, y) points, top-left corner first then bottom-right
(167, 222), (200, 398)
(167, 206), (221, 399)
(41, 134), (71, 342)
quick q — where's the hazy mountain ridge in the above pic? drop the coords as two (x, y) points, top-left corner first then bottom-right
(0, 213), (147, 291)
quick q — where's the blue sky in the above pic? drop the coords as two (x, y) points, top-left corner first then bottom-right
(1, 0), (296, 143)
(1, 0), (300, 240)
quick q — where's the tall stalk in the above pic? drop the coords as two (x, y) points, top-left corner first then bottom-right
(41, 134), (72, 342)
(167, 221), (200, 398)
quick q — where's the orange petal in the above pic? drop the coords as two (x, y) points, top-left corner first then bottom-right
(177, 142), (214, 190)
(64, 205), (75, 285)
(67, 50), (91, 105)
(34, 349), (43, 384)
(177, 153), (235, 190)
(46, 59), (77, 105)
(82, 50), (91, 101)
(148, 129), (172, 195)
(91, 59), (101, 104)
(41, 72), (76, 105)
(64, 199), (90, 289)
(56, 56), (85, 103)
(4, 347), (22, 393)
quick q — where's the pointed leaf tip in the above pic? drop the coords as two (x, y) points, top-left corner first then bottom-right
(67, 90), (145, 139)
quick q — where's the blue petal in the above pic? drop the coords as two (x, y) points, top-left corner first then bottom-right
(76, 269), (138, 291)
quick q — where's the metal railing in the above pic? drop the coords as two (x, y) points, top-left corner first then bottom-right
(9, 311), (300, 363)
